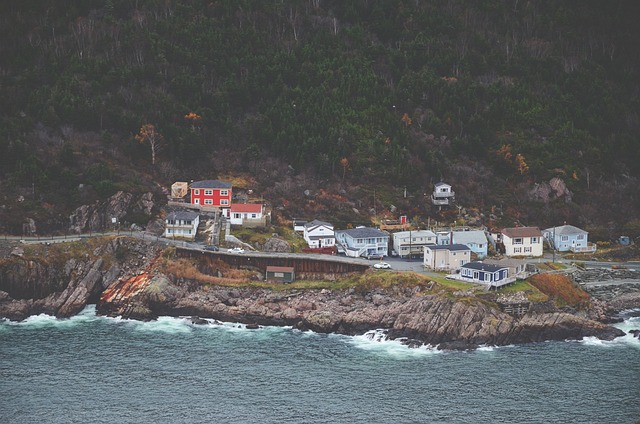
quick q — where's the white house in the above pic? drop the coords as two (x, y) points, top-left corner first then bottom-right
(293, 219), (307, 232)
(164, 210), (200, 240)
(303, 220), (335, 249)
(392, 230), (436, 258)
(431, 182), (455, 206)
(542, 224), (596, 253)
(423, 244), (471, 271)
(335, 227), (389, 258)
(500, 227), (543, 257)
(229, 203), (264, 226)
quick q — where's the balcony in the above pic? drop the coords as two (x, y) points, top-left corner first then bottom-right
(571, 243), (597, 253)
(431, 195), (453, 205)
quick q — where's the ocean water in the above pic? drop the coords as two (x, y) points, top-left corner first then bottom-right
(1, 306), (638, 424)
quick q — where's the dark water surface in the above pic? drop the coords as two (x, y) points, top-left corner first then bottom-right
(1, 306), (638, 424)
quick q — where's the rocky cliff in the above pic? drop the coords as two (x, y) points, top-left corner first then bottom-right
(0, 237), (163, 320)
(95, 270), (625, 350)
(0, 237), (628, 350)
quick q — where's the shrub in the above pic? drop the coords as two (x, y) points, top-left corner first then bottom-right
(529, 273), (590, 308)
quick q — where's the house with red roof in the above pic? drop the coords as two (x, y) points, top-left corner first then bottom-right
(229, 203), (265, 226)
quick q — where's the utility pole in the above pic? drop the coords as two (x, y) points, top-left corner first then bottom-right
(552, 226), (556, 263)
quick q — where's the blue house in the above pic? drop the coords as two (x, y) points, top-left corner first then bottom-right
(452, 230), (489, 259)
(542, 225), (596, 253)
(335, 227), (389, 258)
(459, 262), (512, 289)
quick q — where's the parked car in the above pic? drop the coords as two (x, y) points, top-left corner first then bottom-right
(373, 262), (391, 269)
(365, 253), (384, 260)
(204, 245), (219, 251)
(228, 247), (245, 253)
(391, 250), (398, 257)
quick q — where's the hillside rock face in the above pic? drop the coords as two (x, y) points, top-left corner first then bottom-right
(68, 191), (154, 233)
(98, 280), (624, 350)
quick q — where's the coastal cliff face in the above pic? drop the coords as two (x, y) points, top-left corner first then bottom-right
(0, 237), (162, 320)
(0, 237), (628, 349)
(95, 272), (624, 350)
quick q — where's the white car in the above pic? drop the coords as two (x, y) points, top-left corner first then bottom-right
(373, 262), (391, 269)
(228, 247), (245, 253)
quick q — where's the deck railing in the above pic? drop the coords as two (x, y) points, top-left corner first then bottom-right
(571, 243), (597, 253)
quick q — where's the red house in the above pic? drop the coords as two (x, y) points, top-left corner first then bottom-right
(190, 180), (232, 210)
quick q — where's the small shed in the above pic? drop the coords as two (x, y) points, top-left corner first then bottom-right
(266, 266), (295, 283)
(171, 182), (189, 199)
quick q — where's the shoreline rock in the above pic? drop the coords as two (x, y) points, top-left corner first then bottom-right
(0, 237), (633, 350)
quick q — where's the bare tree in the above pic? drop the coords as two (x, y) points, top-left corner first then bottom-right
(135, 124), (163, 165)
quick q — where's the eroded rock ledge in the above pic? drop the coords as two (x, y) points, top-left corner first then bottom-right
(95, 276), (624, 350)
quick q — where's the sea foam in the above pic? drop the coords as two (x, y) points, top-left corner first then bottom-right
(347, 329), (441, 358)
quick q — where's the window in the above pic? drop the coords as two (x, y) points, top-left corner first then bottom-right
(234, 213), (241, 219)
(524, 247), (531, 253)
(514, 238), (523, 245)
(220, 199), (229, 205)
(204, 199), (213, 205)
(577, 234), (585, 240)
(204, 189), (213, 195)
(531, 237), (538, 243)
(220, 190), (228, 196)
(251, 214), (257, 218)
(514, 247), (522, 253)
(473, 271), (479, 280)
(194, 189), (199, 195)
(561, 236), (569, 241)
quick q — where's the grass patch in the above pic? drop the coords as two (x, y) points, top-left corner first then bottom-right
(496, 280), (549, 302)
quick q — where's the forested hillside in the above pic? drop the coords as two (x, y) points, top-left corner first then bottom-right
(1, 0), (639, 238)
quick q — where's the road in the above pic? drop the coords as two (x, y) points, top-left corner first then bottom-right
(5, 233), (640, 273)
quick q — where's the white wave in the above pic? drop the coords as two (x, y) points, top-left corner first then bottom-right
(475, 345), (496, 352)
(3, 305), (99, 329)
(126, 316), (193, 334)
(578, 313), (640, 349)
(347, 329), (441, 358)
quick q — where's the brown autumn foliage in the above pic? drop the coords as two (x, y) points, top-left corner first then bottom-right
(160, 257), (254, 286)
(528, 273), (590, 308)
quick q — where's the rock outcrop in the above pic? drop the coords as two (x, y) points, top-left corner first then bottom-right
(97, 279), (625, 350)
(0, 236), (162, 320)
(68, 191), (155, 234)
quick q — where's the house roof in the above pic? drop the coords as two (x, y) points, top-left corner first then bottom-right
(483, 258), (526, 268)
(393, 230), (436, 239)
(230, 203), (263, 213)
(190, 180), (232, 189)
(434, 182), (451, 187)
(502, 227), (542, 238)
(266, 266), (294, 273)
(304, 219), (333, 229)
(426, 243), (470, 252)
(543, 224), (587, 236)
(336, 227), (388, 239)
(166, 210), (199, 220)
(462, 262), (506, 272)
(452, 230), (487, 245)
